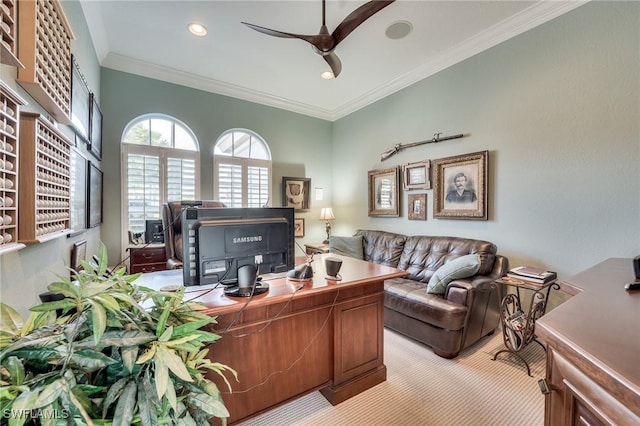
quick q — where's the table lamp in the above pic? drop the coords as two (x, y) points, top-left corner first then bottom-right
(320, 207), (335, 244)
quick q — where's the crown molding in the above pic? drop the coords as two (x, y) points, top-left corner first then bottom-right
(89, 0), (589, 122)
(101, 54), (336, 121)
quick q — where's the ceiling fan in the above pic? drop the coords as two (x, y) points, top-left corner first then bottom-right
(241, 0), (396, 78)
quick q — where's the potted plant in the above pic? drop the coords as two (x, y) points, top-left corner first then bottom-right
(0, 244), (236, 425)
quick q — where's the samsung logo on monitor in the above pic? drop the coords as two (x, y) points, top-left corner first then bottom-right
(232, 235), (263, 244)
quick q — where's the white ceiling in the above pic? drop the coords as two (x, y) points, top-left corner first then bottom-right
(80, 0), (586, 121)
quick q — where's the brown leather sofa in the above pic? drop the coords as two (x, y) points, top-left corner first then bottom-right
(161, 201), (226, 269)
(354, 230), (508, 358)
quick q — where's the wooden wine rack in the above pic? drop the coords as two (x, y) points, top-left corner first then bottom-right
(0, 0), (22, 67)
(17, 0), (74, 123)
(18, 112), (71, 243)
(0, 81), (26, 253)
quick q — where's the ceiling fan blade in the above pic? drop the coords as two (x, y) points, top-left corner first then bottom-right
(323, 52), (342, 78)
(242, 22), (327, 50)
(331, 0), (396, 47)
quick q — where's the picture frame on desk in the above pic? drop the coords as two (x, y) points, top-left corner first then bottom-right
(70, 240), (87, 273)
(433, 150), (488, 220)
(87, 161), (103, 228)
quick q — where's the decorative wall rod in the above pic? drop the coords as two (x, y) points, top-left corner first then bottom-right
(380, 132), (466, 161)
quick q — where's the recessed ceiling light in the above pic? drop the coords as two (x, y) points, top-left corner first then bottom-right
(321, 71), (334, 80)
(385, 21), (412, 40)
(188, 23), (207, 37)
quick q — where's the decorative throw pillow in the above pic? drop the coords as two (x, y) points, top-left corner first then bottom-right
(329, 236), (364, 260)
(427, 254), (481, 294)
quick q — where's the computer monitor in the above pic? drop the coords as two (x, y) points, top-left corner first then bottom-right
(181, 207), (294, 286)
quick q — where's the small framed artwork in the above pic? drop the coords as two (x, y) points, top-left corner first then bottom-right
(294, 218), (305, 238)
(69, 147), (88, 235)
(70, 55), (90, 142)
(282, 177), (311, 212)
(87, 161), (103, 228)
(70, 240), (87, 272)
(403, 160), (431, 190)
(368, 167), (400, 217)
(433, 150), (488, 220)
(408, 193), (427, 220)
(89, 93), (102, 160)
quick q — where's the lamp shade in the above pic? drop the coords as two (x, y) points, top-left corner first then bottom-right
(319, 208), (335, 221)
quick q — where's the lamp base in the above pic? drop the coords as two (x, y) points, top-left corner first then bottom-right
(322, 239), (329, 244)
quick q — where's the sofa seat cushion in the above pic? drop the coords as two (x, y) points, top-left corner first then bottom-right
(384, 278), (468, 330)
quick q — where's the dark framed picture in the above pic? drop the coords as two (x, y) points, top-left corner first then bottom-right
(433, 150), (488, 220)
(70, 55), (90, 142)
(408, 193), (427, 220)
(403, 160), (431, 190)
(294, 218), (305, 238)
(87, 161), (103, 228)
(69, 147), (88, 235)
(368, 167), (400, 217)
(89, 93), (102, 160)
(282, 177), (311, 212)
(70, 240), (87, 272)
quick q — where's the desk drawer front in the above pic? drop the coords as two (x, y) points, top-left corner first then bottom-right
(131, 247), (166, 263)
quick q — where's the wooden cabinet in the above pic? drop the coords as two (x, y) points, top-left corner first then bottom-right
(17, 0), (74, 123)
(129, 245), (167, 274)
(0, 0), (22, 67)
(536, 259), (640, 426)
(0, 81), (26, 253)
(18, 112), (71, 243)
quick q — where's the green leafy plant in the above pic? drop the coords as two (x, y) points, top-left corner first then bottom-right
(0, 244), (236, 425)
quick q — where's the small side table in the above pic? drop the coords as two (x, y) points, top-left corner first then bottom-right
(492, 276), (560, 376)
(304, 242), (329, 255)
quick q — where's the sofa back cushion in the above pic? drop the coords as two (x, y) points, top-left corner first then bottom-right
(354, 230), (407, 268)
(398, 236), (497, 282)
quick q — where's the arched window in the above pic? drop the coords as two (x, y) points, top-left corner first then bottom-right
(213, 129), (271, 207)
(121, 114), (200, 234)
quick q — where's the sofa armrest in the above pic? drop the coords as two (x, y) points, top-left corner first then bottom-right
(445, 273), (502, 306)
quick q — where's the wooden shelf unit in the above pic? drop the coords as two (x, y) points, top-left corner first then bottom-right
(0, 81), (27, 253)
(18, 112), (71, 243)
(0, 0), (23, 67)
(17, 0), (74, 123)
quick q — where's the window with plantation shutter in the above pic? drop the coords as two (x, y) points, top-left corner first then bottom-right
(213, 129), (272, 208)
(121, 114), (200, 239)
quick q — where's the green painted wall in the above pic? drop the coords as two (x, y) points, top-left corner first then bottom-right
(331, 1), (639, 285)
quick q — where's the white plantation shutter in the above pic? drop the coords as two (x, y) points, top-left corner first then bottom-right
(126, 153), (161, 232)
(213, 129), (272, 208)
(248, 165), (269, 207)
(122, 115), (200, 235)
(167, 156), (197, 202)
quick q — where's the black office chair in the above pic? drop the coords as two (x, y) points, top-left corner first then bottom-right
(161, 200), (226, 269)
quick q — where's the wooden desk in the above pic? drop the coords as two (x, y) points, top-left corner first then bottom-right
(536, 258), (640, 425)
(136, 254), (408, 424)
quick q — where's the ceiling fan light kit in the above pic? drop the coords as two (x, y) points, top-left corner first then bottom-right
(241, 0), (396, 78)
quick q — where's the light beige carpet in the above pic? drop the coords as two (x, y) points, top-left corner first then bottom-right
(238, 328), (546, 426)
